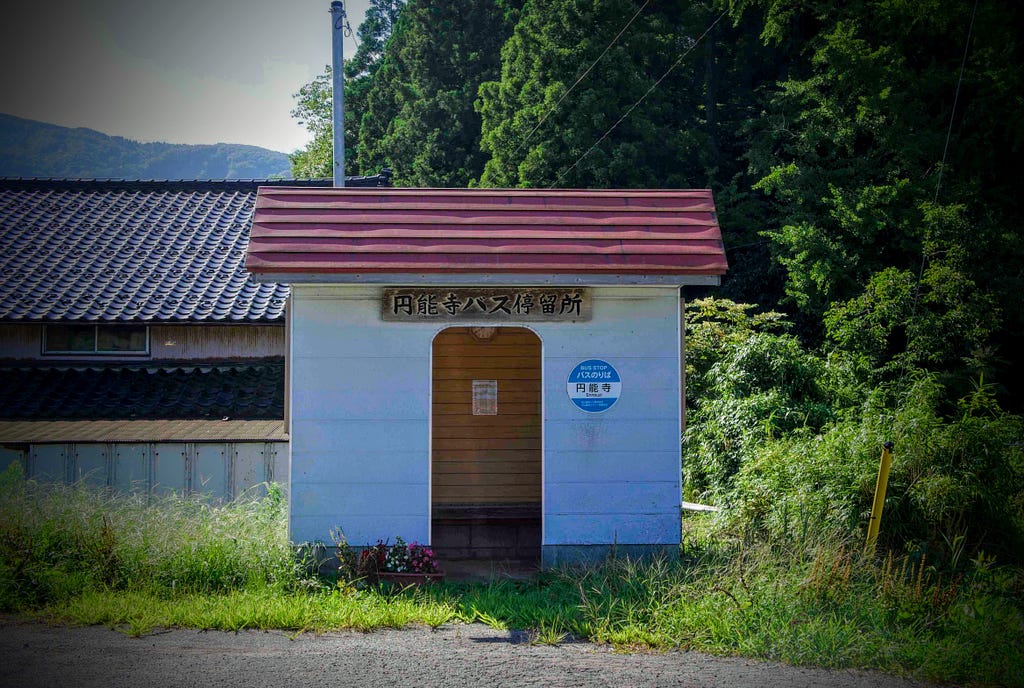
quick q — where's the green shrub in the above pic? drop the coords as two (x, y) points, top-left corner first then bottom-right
(683, 298), (1024, 564)
(722, 374), (1024, 565)
(684, 331), (833, 499)
(684, 297), (791, 402)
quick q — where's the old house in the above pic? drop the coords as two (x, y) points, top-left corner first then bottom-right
(0, 175), (388, 496)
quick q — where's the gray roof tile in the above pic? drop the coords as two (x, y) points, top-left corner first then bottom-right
(0, 175), (391, 322)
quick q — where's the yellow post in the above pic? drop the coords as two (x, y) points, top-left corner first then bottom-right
(865, 441), (895, 555)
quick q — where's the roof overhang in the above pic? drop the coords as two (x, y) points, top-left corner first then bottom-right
(251, 272), (720, 287)
(0, 419), (287, 443)
(245, 187), (728, 284)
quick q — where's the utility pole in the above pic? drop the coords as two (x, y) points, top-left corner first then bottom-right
(330, 1), (346, 187)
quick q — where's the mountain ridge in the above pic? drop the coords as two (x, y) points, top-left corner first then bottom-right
(0, 113), (293, 179)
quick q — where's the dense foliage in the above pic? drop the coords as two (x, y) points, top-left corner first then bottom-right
(684, 298), (1024, 567)
(291, 0), (516, 185)
(0, 113), (292, 179)
(746, 0), (1022, 389)
(290, 0), (405, 178)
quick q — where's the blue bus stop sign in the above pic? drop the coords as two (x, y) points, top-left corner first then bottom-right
(566, 359), (621, 413)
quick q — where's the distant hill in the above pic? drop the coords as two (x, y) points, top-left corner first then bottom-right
(0, 113), (292, 179)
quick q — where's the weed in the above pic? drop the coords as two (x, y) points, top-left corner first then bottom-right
(531, 618), (568, 646)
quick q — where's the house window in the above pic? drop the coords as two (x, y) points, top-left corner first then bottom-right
(44, 325), (149, 355)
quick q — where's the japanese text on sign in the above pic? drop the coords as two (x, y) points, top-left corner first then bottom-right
(566, 359), (621, 413)
(382, 288), (591, 322)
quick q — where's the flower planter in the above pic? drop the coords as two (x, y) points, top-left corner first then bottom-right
(376, 571), (445, 588)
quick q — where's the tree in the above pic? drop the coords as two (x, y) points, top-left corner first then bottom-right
(478, 0), (713, 189)
(357, 0), (520, 186)
(290, 68), (333, 178)
(290, 0), (405, 178)
(475, 0), (785, 304)
(744, 0), (1024, 393)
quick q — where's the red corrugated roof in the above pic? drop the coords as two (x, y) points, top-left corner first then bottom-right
(245, 188), (727, 276)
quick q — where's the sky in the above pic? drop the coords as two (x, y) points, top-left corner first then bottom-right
(0, 0), (371, 154)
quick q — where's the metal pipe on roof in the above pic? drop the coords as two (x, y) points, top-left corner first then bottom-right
(330, 1), (346, 187)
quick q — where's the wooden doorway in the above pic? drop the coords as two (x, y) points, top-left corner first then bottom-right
(431, 327), (541, 562)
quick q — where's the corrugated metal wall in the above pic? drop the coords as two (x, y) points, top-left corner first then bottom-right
(0, 441), (288, 500)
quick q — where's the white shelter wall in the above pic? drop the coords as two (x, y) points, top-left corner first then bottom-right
(289, 286), (433, 546)
(288, 285), (682, 549)
(540, 288), (681, 546)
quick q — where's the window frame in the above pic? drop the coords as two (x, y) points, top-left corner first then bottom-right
(42, 324), (151, 356)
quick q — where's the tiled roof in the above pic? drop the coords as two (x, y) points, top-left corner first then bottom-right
(0, 175), (391, 322)
(246, 188), (728, 277)
(0, 362), (283, 421)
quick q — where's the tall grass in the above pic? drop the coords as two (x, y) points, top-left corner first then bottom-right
(412, 527), (1020, 685)
(53, 588), (460, 637)
(2, 464), (1021, 685)
(547, 536), (1023, 685)
(0, 464), (297, 608)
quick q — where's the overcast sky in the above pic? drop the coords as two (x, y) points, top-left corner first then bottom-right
(0, 0), (371, 154)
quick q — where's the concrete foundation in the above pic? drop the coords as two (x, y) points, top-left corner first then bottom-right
(541, 544), (680, 568)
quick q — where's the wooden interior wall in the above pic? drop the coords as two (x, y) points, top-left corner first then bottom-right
(432, 327), (541, 504)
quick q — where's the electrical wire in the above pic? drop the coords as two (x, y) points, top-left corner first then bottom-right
(512, 0), (651, 161)
(337, 0), (358, 46)
(933, 0), (978, 204)
(906, 0), (980, 351)
(551, 8), (728, 188)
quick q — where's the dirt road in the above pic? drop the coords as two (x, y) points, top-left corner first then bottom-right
(0, 620), (940, 688)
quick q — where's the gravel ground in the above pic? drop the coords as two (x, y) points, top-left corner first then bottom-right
(0, 620), (945, 688)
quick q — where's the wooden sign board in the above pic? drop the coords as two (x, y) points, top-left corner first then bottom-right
(382, 288), (592, 322)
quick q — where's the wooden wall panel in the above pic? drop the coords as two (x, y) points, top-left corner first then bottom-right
(151, 325), (284, 360)
(432, 327), (541, 505)
(0, 324), (42, 359)
(0, 325), (286, 362)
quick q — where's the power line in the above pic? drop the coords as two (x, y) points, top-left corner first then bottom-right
(903, 0), (978, 377)
(342, 0), (358, 46)
(512, 0), (651, 161)
(933, 0), (978, 204)
(551, 8), (728, 188)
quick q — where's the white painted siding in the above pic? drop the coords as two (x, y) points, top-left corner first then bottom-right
(289, 285), (681, 550)
(289, 286), (433, 546)
(540, 288), (681, 547)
